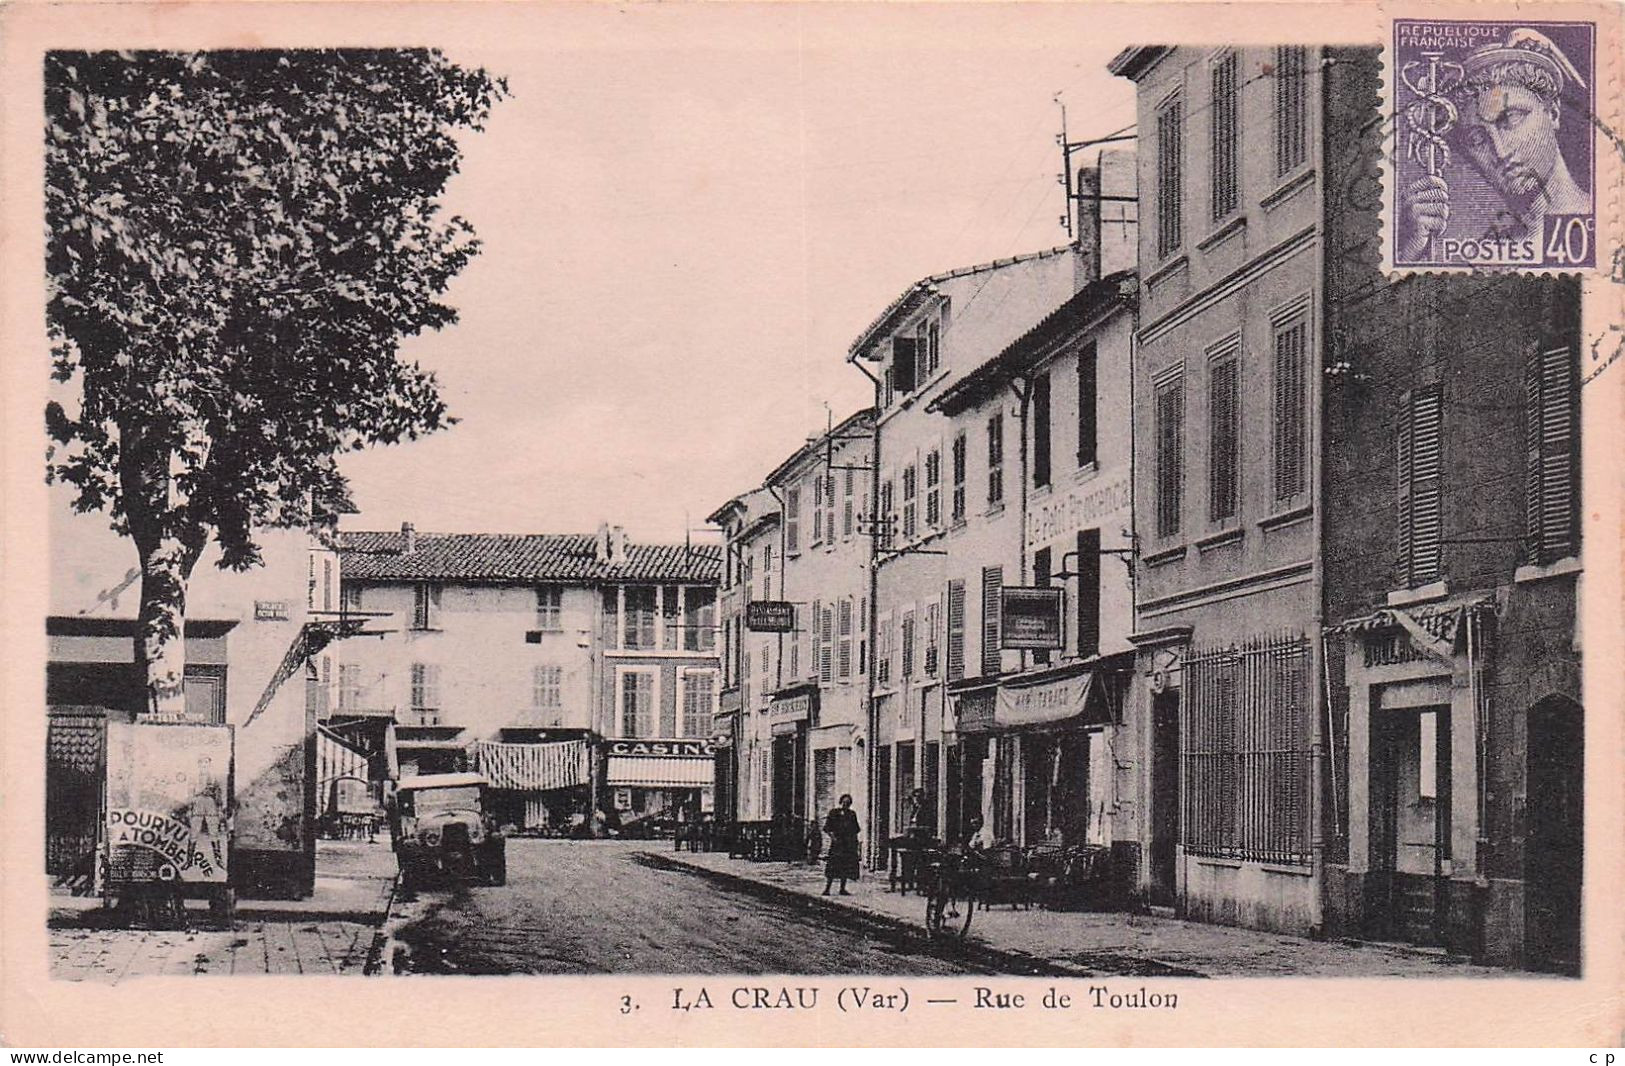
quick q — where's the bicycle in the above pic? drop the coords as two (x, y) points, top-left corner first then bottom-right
(921, 848), (981, 941)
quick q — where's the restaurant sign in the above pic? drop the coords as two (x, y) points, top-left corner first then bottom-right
(1000, 587), (1064, 650)
(607, 739), (718, 758)
(746, 600), (797, 633)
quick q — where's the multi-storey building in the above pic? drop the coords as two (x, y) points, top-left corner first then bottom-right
(1320, 48), (1585, 972)
(929, 267), (1139, 859)
(337, 523), (721, 830)
(709, 493), (780, 821)
(710, 488), (774, 821)
(849, 244), (1099, 860)
(1110, 45), (1326, 933)
(761, 409), (876, 828)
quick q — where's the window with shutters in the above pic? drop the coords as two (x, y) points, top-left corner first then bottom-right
(838, 598), (853, 682)
(951, 432), (967, 522)
(810, 599), (822, 685)
(876, 615), (892, 685)
(1208, 354), (1241, 524)
(1274, 46), (1309, 176)
(662, 584), (682, 650)
(981, 566), (1003, 676)
(1032, 372), (1052, 489)
(1273, 316), (1309, 505)
(1525, 347), (1579, 565)
(409, 663), (441, 724)
(789, 609), (800, 679)
(684, 587), (716, 651)
(412, 584), (442, 630)
(1077, 342), (1098, 468)
(1155, 371), (1185, 539)
(925, 449), (942, 528)
(1033, 547), (1053, 666)
(624, 586), (658, 649)
(681, 670), (716, 738)
(533, 664), (562, 712)
(620, 669), (656, 737)
(858, 596), (868, 676)
(927, 319), (941, 376)
(338, 663), (362, 711)
(1076, 529), (1101, 658)
(1156, 94), (1184, 259)
(843, 469), (855, 538)
(820, 605), (835, 686)
(925, 600), (940, 677)
(880, 478), (896, 549)
(1211, 51), (1240, 222)
(823, 472), (836, 547)
(785, 487), (801, 554)
(1396, 385), (1444, 588)
(916, 317), (941, 379)
(987, 413), (1005, 505)
(893, 335), (918, 394)
(946, 580), (966, 681)
(535, 586), (563, 631)
(901, 611), (916, 679)
(883, 366), (895, 408)
(811, 474), (824, 545)
(902, 463), (918, 539)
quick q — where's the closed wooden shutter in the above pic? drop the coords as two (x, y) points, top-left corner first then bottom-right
(1033, 547), (1052, 666)
(981, 566), (1003, 676)
(820, 605), (834, 685)
(1527, 346), (1579, 563)
(1397, 385), (1444, 586)
(1209, 356), (1240, 522)
(1033, 372), (1052, 488)
(1156, 97), (1183, 259)
(1076, 529), (1101, 658)
(1211, 52), (1239, 221)
(946, 579), (966, 681)
(1273, 320), (1308, 502)
(1155, 375), (1184, 538)
(811, 599), (823, 684)
(901, 611), (915, 679)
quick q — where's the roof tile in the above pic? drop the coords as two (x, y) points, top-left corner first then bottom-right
(339, 531), (721, 585)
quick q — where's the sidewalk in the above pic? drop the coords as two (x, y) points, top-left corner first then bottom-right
(49, 839), (397, 982)
(657, 848), (1525, 978)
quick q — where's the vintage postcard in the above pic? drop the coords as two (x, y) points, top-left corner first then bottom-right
(1, 0), (1621, 1049)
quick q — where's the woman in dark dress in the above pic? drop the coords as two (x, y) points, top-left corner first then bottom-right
(823, 794), (861, 896)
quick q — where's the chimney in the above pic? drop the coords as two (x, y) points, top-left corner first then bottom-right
(594, 522), (612, 564)
(401, 521), (417, 556)
(1075, 163), (1103, 284)
(610, 525), (628, 566)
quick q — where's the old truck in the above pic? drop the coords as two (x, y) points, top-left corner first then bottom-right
(390, 772), (507, 889)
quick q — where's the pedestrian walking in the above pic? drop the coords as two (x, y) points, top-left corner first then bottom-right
(823, 794), (860, 896)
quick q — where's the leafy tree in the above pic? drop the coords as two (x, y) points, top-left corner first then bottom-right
(45, 49), (507, 713)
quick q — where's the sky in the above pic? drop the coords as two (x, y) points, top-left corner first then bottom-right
(324, 6), (1141, 544)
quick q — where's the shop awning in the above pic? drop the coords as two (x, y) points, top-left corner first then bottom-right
(957, 659), (1126, 733)
(471, 739), (591, 791)
(606, 755), (715, 788)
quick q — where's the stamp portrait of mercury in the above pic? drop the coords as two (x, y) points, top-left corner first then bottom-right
(1391, 19), (1596, 270)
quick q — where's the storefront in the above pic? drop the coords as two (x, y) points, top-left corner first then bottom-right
(954, 656), (1130, 849)
(470, 733), (593, 831)
(766, 686), (816, 820)
(601, 738), (717, 829)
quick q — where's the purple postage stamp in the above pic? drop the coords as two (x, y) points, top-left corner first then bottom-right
(1389, 19), (1597, 271)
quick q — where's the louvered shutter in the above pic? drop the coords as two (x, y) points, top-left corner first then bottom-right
(811, 599), (822, 684)
(1273, 321), (1307, 502)
(1209, 357), (1239, 522)
(1396, 394), (1413, 581)
(1400, 385), (1444, 586)
(946, 580), (966, 681)
(1527, 347), (1578, 563)
(1076, 529), (1101, 658)
(981, 566), (1003, 676)
(820, 605), (834, 685)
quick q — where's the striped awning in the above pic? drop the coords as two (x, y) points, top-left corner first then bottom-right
(605, 755), (715, 788)
(471, 740), (591, 792)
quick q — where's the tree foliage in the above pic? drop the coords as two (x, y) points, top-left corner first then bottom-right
(45, 49), (508, 570)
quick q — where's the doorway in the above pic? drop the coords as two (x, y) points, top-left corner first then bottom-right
(1375, 705), (1451, 945)
(1525, 695), (1582, 974)
(1149, 690), (1180, 906)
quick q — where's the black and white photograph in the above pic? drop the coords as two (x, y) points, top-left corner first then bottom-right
(3, 0), (1621, 1050)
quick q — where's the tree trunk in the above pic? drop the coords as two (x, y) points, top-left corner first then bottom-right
(121, 421), (209, 718)
(135, 537), (196, 717)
